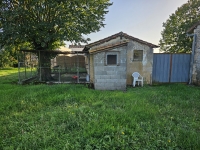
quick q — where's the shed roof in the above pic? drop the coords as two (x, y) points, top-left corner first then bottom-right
(83, 32), (159, 51)
(187, 21), (200, 33)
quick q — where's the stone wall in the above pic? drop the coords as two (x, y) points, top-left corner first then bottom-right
(192, 25), (200, 85)
(126, 41), (153, 85)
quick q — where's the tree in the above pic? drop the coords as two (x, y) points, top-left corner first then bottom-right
(0, 48), (15, 68)
(0, 0), (112, 80)
(0, 43), (32, 67)
(159, 0), (200, 53)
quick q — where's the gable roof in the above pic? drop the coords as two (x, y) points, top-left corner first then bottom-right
(83, 32), (159, 51)
(187, 21), (200, 33)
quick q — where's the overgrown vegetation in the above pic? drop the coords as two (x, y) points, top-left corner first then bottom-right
(0, 68), (200, 149)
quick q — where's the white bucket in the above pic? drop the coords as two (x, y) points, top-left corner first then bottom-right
(86, 74), (90, 82)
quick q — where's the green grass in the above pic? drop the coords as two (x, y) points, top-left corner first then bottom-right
(0, 68), (200, 149)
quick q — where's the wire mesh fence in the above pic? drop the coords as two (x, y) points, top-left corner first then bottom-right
(50, 66), (88, 83)
(18, 62), (38, 84)
(18, 50), (89, 84)
(18, 65), (88, 84)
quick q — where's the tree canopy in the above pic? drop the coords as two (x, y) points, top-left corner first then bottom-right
(0, 46), (17, 67)
(0, 0), (112, 50)
(0, 0), (111, 80)
(159, 0), (200, 53)
(0, 43), (31, 67)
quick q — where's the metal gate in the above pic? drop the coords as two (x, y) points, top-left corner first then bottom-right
(152, 53), (191, 83)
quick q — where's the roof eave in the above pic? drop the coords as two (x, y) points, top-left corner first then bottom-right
(151, 45), (160, 48)
(89, 41), (129, 54)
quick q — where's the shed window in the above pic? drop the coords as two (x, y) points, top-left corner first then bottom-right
(107, 55), (117, 65)
(133, 50), (143, 61)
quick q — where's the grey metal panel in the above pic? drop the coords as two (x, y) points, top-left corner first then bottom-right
(170, 54), (191, 82)
(152, 54), (171, 83)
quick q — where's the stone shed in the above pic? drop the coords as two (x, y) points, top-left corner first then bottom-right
(83, 32), (159, 90)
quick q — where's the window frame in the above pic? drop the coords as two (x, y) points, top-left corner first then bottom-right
(107, 54), (117, 65)
(133, 50), (143, 61)
(105, 51), (120, 66)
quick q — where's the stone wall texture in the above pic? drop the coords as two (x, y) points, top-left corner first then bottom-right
(193, 25), (200, 85)
(126, 41), (153, 85)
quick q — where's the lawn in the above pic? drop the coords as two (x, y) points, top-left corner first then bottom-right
(0, 68), (200, 149)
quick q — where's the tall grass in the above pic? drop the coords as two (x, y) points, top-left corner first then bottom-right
(0, 68), (200, 149)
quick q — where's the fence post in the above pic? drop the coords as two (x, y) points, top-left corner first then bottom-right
(24, 52), (27, 79)
(18, 62), (21, 84)
(59, 66), (61, 82)
(39, 51), (41, 81)
(30, 52), (32, 77)
(76, 52), (79, 83)
(169, 54), (173, 83)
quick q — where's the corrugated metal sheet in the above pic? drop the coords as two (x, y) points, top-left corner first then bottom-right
(152, 54), (191, 83)
(152, 54), (171, 83)
(170, 54), (191, 82)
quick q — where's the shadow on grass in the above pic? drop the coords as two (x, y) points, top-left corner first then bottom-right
(0, 68), (23, 84)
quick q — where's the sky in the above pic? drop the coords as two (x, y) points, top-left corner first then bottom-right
(84, 0), (188, 52)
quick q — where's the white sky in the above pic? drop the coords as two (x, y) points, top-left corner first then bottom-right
(84, 0), (188, 52)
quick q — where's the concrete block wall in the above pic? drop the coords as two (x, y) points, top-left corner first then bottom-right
(88, 35), (154, 89)
(93, 46), (127, 90)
